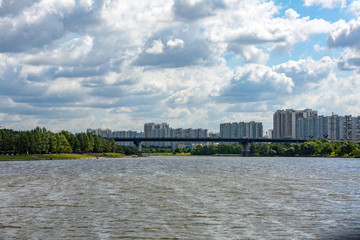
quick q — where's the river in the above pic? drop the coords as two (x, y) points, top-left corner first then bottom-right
(0, 156), (359, 239)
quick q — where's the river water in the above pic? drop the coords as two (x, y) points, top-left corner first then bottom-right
(0, 156), (359, 239)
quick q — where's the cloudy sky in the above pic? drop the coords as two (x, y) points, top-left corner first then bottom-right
(1, 0), (360, 133)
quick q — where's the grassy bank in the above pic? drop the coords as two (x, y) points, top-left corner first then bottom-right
(0, 153), (127, 161)
(36, 154), (95, 159)
(0, 155), (37, 160)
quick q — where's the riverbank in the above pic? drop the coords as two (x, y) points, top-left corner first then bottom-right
(0, 153), (129, 161)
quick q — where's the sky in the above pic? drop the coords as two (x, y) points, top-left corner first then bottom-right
(1, 0), (360, 134)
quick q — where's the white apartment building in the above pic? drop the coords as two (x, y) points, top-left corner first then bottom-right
(144, 123), (170, 147)
(144, 123), (208, 148)
(273, 109), (317, 139)
(86, 128), (112, 136)
(220, 121), (263, 139)
(295, 113), (360, 141)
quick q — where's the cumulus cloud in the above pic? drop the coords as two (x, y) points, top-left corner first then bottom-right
(133, 28), (212, 68)
(303, 0), (346, 9)
(167, 38), (184, 48)
(203, 3), (331, 63)
(273, 57), (335, 88)
(172, 0), (225, 21)
(24, 35), (94, 65)
(328, 18), (360, 49)
(337, 48), (360, 70)
(1, 0), (360, 132)
(285, 8), (300, 20)
(314, 44), (326, 52)
(145, 39), (165, 54)
(217, 64), (294, 103)
(350, 1), (360, 15)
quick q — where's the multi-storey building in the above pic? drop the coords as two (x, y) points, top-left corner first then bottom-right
(294, 113), (360, 140)
(296, 116), (328, 139)
(273, 109), (317, 139)
(344, 115), (360, 141)
(220, 121), (263, 139)
(144, 123), (170, 147)
(327, 114), (345, 140)
(86, 128), (112, 136)
(110, 130), (144, 146)
(144, 123), (208, 148)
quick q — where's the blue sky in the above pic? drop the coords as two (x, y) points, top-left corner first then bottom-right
(1, 0), (360, 133)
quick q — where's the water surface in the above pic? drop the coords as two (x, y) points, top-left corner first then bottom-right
(1, 156), (359, 239)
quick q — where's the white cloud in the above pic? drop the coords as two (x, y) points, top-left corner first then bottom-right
(337, 48), (360, 70)
(285, 8), (300, 20)
(167, 38), (185, 48)
(145, 39), (165, 54)
(314, 44), (326, 51)
(350, 1), (360, 15)
(202, 2), (331, 62)
(23, 35), (94, 65)
(1, 0), (360, 133)
(303, 0), (346, 9)
(328, 18), (360, 49)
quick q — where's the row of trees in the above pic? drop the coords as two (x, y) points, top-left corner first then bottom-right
(0, 127), (118, 154)
(192, 144), (243, 155)
(250, 140), (360, 157)
(192, 140), (360, 157)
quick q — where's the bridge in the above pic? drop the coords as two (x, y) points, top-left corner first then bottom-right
(109, 137), (307, 157)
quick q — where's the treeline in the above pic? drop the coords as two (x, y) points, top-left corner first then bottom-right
(251, 140), (360, 157)
(192, 140), (360, 157)
(193, 143), (242, 155)
(0, 127), (119, 154)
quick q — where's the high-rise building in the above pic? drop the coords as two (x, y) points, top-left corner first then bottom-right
(327, 114), (345, 140)
(144, 123), (208, 148)
(344, 115), (360, 141)
(273, 109), (317, 139)
(294, 113), (360, 140)
(220, 121), (263, 139)
(144, 123), (169, 147)
(86, 128), (112, 137)
(296, 115), (328, 139)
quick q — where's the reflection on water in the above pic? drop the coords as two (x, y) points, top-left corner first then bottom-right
(0, 156), (360, 239)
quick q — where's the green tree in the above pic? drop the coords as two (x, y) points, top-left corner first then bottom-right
(86, 133), (95, 152)
(56, 133), (72, 153)
(338, 141), (357, 156)
(320, 142), (334, 156)
(61, 130), (79, 152)
(123, 146), (138, 155)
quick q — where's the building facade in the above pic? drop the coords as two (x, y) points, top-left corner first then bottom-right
(144, 123), (170, 147)
(220, 121), (263, 139)
(86, 128), (112, 136)
(343, 115), (360, 141)
(144, 123), (208, 148)
(295, 113), (360, 141)
(273, 109), (317, 139)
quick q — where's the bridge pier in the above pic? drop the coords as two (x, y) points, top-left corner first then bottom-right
(241, 141), (251, 157)
(133, 141), (142, 156)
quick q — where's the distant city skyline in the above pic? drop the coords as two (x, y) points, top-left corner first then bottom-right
(1, 1), (360, 133)
(87, 108), (360, 142)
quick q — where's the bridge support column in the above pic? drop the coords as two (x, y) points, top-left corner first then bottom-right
(134, 141), (142, 157)
(241, 142), (250, 157)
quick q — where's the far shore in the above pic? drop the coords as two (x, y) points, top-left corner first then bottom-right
(0, 152), (193, 161)
(0, 153), (130, 161)
(1, 153), (359, 161)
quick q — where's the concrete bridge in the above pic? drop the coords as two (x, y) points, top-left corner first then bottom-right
(110, 137), (307, 157)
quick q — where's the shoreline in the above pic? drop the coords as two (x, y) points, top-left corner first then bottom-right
(0, 153), (131, 161)
(0, 153), (358, 161)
